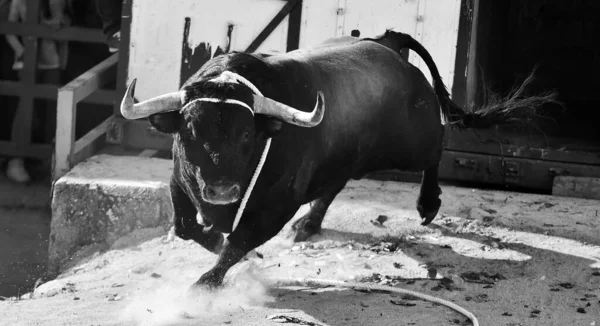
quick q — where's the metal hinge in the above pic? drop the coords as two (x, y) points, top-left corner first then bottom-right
(503, 160), (522, 184)
(454, 158), (478, 170)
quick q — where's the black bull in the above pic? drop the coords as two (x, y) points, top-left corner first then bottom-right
(120, 31), (533, 289)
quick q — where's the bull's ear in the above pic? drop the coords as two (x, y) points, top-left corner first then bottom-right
(148, 111), (181, 134)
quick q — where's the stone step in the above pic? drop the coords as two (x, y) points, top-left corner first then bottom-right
(49, 154), (173, 276)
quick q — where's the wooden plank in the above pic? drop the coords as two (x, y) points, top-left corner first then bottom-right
(0, 142), (53, 159)
(86, 90), (120, 106)
(286, 0), (303, 51)
(445, 127), (600, 166)
(72, 116), (113, 166)
(54, 90), (76, 180)
(60, 53), (119, 103)
(0, 22), (105, 43)
(552, 176), (600, 200)
(438, 150), (600, 191)
(245, 0), (301, 53)
(0, 81), (118, 105)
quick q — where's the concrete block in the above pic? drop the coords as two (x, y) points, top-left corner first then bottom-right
(49, 154), (173, 275)
(552, 176), (600, 200)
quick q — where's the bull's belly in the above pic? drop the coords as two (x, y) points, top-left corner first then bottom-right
(353, 129), (444, 176)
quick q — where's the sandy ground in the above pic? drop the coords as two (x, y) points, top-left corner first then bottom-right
(1, 179), (599, 326)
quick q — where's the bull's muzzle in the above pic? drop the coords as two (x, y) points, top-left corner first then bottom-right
(202, 181), (241, 205)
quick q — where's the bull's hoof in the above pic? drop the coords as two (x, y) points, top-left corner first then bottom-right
(417, 196), (441, 226)
(188, 270), (225, 293)
(291, 215), (321, 242)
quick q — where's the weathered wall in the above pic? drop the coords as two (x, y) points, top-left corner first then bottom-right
(49, 155), (173, 276)
(127, 0), (461, 100)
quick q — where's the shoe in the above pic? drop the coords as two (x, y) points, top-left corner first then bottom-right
(107, 31), (120, 53)
(6, 158), (31, 184)
(12, 54), (24, 70)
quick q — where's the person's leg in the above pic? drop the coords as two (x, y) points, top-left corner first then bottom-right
(0, 22), (30, 183)
(94, 0), (122, 52)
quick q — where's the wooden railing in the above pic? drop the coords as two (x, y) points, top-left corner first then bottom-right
(54, 54), (120, 179)
(0, 0), (126, 180)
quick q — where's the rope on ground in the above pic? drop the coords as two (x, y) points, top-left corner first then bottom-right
(269, 277), (479, 326)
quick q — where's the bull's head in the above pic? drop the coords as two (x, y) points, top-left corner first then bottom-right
(120, 71), (324, 207)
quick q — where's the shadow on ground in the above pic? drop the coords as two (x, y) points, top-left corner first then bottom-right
(0, 175), (51, 298)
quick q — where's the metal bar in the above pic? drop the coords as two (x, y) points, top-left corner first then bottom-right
(286, 0), (303, 51)
(54, 90), (76, 180)
(335, 0), (347, 37)
(450, 0), (474, 108)
(72, 116), (112, 166)
(60, 53), (118, 103)
(0, 22), (106, 43)
(115, 0), (133, 115)
(245, 0), (302, 53)
(465, 0), (480, 109)
(0, 81), (118, 105)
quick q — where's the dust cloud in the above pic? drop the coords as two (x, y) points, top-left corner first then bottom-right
(120, 259), (274, 326)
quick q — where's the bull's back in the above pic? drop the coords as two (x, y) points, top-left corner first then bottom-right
(292, 41), (441, 151)
(271, 41), (443, 185)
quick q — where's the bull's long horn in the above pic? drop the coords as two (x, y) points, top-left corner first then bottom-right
(252, 91), (325, 127)
(120, 78), (184, 120)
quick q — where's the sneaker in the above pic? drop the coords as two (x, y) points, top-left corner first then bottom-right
(107, 31), (120, 53)
(12, 54), (24, 70)
(6, 158), (31, 184)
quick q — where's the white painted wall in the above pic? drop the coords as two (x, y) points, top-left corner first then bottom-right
(128, 0), (461, 100)
(299, 0), (462, 89)
(128, 0), (290, 100)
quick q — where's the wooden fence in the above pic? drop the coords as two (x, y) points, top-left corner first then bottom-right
(0, 0), (128, 180)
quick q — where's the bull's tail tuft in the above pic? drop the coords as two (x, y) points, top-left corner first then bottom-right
(449, 67), (561, 129)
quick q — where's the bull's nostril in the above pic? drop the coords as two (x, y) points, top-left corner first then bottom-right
(206, 187), (217, 198)
(231, 185), (240, 197)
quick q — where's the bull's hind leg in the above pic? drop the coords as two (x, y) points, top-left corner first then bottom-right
(416, 164), (442, 225)
(291, 183), (347, 242)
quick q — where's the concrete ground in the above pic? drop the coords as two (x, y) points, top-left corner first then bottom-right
(0, 178), (599, 326)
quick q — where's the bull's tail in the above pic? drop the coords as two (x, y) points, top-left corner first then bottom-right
(365, 30), (560, 129)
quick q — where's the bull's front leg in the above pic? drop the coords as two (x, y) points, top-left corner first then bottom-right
(170, 177), (224, 253)
(191, 205), (300, 290)
(191, 239), (247, 289)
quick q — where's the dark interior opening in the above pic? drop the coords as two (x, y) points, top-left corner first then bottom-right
(473, 0), (600, 148)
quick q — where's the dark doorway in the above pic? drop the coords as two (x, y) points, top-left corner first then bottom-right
(472, 0), (600, 146)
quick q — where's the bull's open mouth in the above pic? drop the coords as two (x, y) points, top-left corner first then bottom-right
(200, 195), (241, 206)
